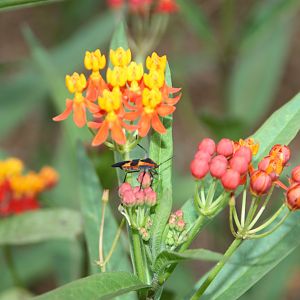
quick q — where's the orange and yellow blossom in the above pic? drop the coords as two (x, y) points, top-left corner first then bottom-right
(89, 87), (130, 146)
(84, 49), (107, 102)
(53, 72), (99, 127)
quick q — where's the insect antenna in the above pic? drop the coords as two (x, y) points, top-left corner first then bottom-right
(158, 156), (173, 167)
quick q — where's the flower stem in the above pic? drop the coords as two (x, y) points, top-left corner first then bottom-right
(103, 218), (125, 266)
(190, 238), (242, 300)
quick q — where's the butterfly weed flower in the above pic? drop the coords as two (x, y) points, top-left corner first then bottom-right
(53, 48), (181, 148)
(53, 72), (99, 127)
(0, 158), (58, 217)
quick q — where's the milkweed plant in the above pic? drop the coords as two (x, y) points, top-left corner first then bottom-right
(33, 4), (300, 300)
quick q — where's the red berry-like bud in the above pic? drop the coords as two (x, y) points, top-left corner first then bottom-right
(176, 219), (185, 231)
(119, 183), (132, 197)
(286, 183), (300, 210)
(221, 169), (240, 191)
(122, 189), (136, 207)
(210, 155), (228, 178)
(190, 159), (209, 180)
(270, 144), (291, 165)
(137, 172), (151, 188)
(291, 166), (300, 183)
(194, 150), (212, 162)
(234, 146), (252, 163)
(217, 138), (234, 157)
(230, 155), (248, 175)
(250, 170), (272, 196)
(198, 138), (216, 155)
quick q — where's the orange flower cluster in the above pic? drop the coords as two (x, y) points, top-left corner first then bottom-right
(107, 0), (178, 13)
(0, 158), (58, 216)
(53, 48), (181, 146)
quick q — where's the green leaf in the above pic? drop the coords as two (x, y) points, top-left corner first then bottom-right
(153, 249), (222, 274)
(253, 91), (300, 162)
(77, 144), (131, 274)
(35, 272), (149, 300)
(196, 211), (300, 300)
(0, 209), (82, 245)
(176, 0), (215, 45)
(110, 22), (129, 51)
(228, 0), (300, 126)
(0, 0), (64, 11)
(149, 64), (173, 259)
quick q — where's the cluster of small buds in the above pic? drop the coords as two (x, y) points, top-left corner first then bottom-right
(107, 0), (178, 14)
(0, 158), (58, 216)
(165, 210), (187, 248)
(250, 144), (291, 196)
(139, 216), (152, 241)
(190, 138), (258, 191)
(119, 173), (157, 207)
(284, 165), (300, 211)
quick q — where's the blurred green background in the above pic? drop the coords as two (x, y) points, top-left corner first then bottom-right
(1, 0), (300, 299)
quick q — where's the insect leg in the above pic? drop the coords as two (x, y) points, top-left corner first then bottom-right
(139, 171), (146, 190)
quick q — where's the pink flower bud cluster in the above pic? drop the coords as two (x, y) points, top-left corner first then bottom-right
(166, 210), (187, 247)
(190, 138), (254, 191)
(119, 173), (156, 207)
(250, 144), (291, 196)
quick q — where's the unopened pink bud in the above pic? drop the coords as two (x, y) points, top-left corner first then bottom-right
(190, 159), (209, 180)
(137, 172), (152, 188)
(210, 155), (228, 178)
(217, 138), (234, 157)
(234, 146), (252, 163)
(134, 189), (145, 206)
(230, 155), (249, 175)
(118, 183), (132, 197)
(258, 156), (281, 180)
(250, 170), (272, 196)
(145, 189), (157, 206)
(198, 138), (216, 155)
(221, 169), (240, 191)
(269, 144), (291, 165)
(286, 183), (300, 210)
(122, 189), (136, 207)
(175, 209), (183, 218)
(194, 150), (212, 162)
(291, 166), (300, 183)
(176, 219), (185, 231)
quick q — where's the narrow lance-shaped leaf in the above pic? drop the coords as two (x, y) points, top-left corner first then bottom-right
(228, 0), (300, 126)
(0, 209), (82, 245)
(77, 144), (132, 274)
(153, 249), (223, 274)
(149, 64), (173, 259)
(35, 272), (149, 300)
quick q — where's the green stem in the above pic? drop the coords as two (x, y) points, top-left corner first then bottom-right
(132, 229), (148, 298)
(240, 187), (247, 227)
(190, 238), (242, 299)
(249, 211), (290, 239)
(248, 186), (274, 230)
(248, 204), (286, 234)
(3, 245), (23, 287)
(205, 179), (216, 207)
